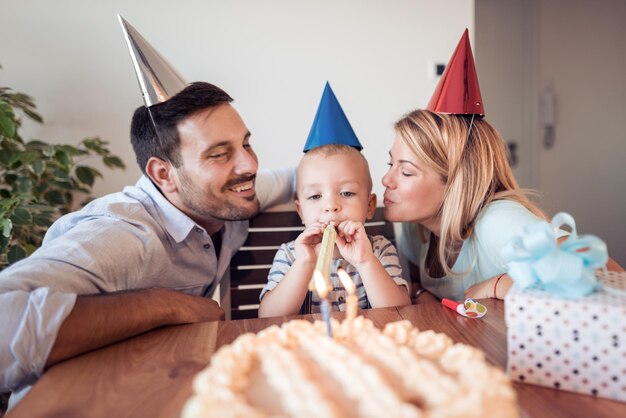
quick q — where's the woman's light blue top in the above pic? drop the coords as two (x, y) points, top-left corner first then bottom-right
(398, 200), (559, 301)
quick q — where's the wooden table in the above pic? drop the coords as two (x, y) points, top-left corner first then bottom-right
(8, 300), (625, 418)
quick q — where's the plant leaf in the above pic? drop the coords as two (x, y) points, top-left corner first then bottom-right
(50, 179), (73, 190)
(43, 145), (55, 157)
(0, 81), (126, 267)
(1, 218), (12, 238)
(54, 150), (72, 168)
(25, 140), (49, 148)
(15, 177), (32, 193)
(33, 212), (54, 227)
(31, 159), (45, 177)
(18, 150), (38, 165)
(24, 203), (56, 212)
(23, 109), (43, 123)
(83, 137), (106, 154)
(58, 144), (83, 156)
(10, 207), (32, 225)
(7, 245), (27, 264)
(0, 113), (16, 138)
(0, 100), (17, 138)
(0, 148), (12, 165)
(103, 156), (126, 169)
(90, 167), (102, 179)
(44, 190), (65, 205)
(75, 165), (95, 186)
(53, 168), (70, 179)
(24, 243), (38, 256)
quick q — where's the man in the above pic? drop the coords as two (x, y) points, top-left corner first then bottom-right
(0, 19), (293, 395)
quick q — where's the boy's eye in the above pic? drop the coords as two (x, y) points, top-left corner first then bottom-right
(340, 191), (355, 197)
(307, 194), (321, 200)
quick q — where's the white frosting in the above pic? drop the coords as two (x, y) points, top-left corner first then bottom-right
(182, 318), (519, 418)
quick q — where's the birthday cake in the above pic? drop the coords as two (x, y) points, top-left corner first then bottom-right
(182, 317), (519, 418)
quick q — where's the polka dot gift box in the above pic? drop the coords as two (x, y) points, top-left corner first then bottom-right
(505, 271), (625, 402)
(501, 212), (623, 402)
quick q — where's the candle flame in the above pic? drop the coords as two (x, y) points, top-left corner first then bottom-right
(337, 268), (355, 294)
(314, 270), (328, 298)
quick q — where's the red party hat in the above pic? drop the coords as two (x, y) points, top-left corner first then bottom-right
(427, 29), (485, 116)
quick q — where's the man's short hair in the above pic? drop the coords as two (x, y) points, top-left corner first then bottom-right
(130, 82), (233, 174)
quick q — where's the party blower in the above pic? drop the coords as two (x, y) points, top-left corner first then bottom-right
(441, 298), (487, 318)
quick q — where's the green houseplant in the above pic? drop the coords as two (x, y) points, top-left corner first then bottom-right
(0, 68), (125, 269)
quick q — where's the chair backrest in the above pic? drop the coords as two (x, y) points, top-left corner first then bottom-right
(229, 207), (395, 319)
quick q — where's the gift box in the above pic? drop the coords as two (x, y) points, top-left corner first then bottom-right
(505, 271), (626, 402)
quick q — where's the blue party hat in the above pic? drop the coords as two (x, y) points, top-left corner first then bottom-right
(303, 82), (362, 152)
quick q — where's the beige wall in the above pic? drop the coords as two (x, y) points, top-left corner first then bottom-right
(4, 1), (622, 264)
(475, 0), (538, 189)
(0, 0), (473, 202)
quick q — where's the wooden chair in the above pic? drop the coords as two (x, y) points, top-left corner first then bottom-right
(228, 207), (395, 320)
(0, 392), (8, 417)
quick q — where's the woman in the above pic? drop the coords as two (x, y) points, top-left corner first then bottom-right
(383, 109), (549, 302)
(384, 109), (623, 302)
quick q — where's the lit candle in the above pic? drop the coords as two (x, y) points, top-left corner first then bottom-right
(314, 270), (332, 337)
(337, 268), (358, 322)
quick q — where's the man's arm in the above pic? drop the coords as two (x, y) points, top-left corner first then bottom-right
(0, 287), (223, 392)
(0, 210), (223, 391)
(46, 288), (223, 368)
(255, 167), (296, 211)
(0, 288), (76, 392)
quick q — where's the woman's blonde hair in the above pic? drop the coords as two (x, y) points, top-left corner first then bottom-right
(394, 109), (545, 276)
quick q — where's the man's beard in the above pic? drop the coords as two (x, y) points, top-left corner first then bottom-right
(178, 169), (260, 221)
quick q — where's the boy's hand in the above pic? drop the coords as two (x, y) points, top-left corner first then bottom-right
(294, 222), (325, 263)
(335, 220), (374, 266)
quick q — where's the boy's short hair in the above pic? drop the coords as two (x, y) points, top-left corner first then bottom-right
(297, 144), (373, 193)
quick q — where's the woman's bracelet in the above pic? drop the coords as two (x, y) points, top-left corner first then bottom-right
(493, 274), (505, 298)
(415, 288), (426, 300)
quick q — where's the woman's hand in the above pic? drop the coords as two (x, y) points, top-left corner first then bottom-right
(464, 274), (513, 300)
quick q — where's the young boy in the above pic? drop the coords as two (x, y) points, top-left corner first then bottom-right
(258, 144), (410, 317)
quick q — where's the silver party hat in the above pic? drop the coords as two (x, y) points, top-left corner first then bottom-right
(118, 14), (187, 107)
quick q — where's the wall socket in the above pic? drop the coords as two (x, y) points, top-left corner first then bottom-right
(428, 61), (446, 79)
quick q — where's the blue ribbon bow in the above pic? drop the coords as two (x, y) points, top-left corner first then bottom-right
(501, 212), (608, 298)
